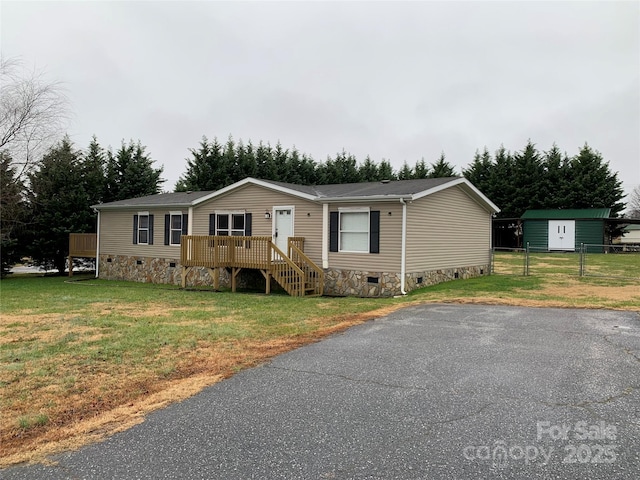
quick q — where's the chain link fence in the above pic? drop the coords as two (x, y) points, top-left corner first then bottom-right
(491, 243), (640, 279)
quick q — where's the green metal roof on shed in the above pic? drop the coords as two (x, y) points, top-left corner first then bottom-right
(521, 208), (611, 220)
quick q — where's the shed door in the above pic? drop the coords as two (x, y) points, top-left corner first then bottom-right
(548, 220), (575, 251)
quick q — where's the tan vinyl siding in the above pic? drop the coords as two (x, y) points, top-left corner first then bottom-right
(406, 186), (491, 271)
(99, 208), (186, 259)
(327, 202), (403, 272)
(192, 184), (324, 264)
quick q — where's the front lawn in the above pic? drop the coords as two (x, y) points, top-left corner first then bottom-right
(1, 270), (638, 465)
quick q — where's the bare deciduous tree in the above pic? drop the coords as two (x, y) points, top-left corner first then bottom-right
(0, 58), (69, 182)
(628, 185), (640, 219)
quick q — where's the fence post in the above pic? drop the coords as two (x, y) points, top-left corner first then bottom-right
(579, 243), (584, 277)
(525, 242), (530, 276)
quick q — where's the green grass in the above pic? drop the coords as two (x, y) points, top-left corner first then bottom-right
(492, 250), (640, 279)
(583, 252), (640, 278)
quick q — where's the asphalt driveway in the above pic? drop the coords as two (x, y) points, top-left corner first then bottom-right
(3, 304), (639, 479)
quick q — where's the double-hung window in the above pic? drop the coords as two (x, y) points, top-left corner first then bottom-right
(170, 214), (182, 245)
(216, 213), (246, 236)
(329, 209), (379, 254)
(209, 212), (252, 240)
(137, 212), (150, 244)
(164, 212), (188, 246)
(339, 209), (370, 252)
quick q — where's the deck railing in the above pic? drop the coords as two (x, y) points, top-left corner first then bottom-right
(180, 235), (323, 296)
(181, 235), (274, 269)
(68, 233), (97, 277)
(69, 233), (97, 258)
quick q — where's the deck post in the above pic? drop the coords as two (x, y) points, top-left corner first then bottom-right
(207, 268), (219, 291)
(181, 266), (190, 288)
(231, 267), (242, 292)
(260, 270), (271, 294)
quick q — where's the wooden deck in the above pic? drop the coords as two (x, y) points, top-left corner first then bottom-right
(68, 233), (97, 277)
(180, 235), (323, 296)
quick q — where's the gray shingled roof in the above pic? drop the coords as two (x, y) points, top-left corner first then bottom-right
(260, 177), (459, 198)
(94, 176), (477, 210)
(93, 191), (215, 209)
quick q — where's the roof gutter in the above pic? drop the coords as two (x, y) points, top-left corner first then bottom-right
(92, 203), (194, 210)
(400, 197), (408, 295)
(316, 194), (411, 203)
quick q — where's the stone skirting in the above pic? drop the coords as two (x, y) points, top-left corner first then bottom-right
(323, 269), (401, 297)
(99, 255), (222, 287)
(323, 265), (489, 297)
(404, 265), (488, 292)
(99, 255), (488, 297)
(99, 255), (264, 290)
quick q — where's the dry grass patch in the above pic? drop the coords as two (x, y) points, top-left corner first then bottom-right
(0, 277), (398, 466)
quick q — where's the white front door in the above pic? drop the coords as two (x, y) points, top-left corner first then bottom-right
(548, 220), (575, 251)
(273, 207), (293, 253)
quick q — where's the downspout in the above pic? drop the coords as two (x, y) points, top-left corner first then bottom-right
(94, 209), (100, 279)
(400, 198), (407, 295)
(322, 203), (329, 269)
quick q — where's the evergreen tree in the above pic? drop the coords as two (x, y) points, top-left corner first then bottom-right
(359, 156), (380, 182)
(297, 153), (319, 185)
(541, 144), (571, 209)
(428, 152), (457, 178)
(271, 142), (289, 182)
(0, 152), (26, 275)
(283, 147), (317, 185)
(318, 151), (361, 184)
(377, 159), (396, 181)
(565, 144), (625, 217)
(397, 161), (414, 180)
(413, 158), (429, 179)
(176, 137), (224, 191)
(463, 148), (493, 191)
(255, 141), (277, 181)
(232, 139), (257, 182)
(491, 146), (516, 218)
(26, 137), (93, 273)
(509, 141), (545, 215)
(105, 140), (163, 201)
(83, 135), (107, 207)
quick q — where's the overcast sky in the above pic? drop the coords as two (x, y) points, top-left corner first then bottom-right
(2, 0), (639, 202)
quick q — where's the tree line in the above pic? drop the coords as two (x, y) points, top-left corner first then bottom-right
(464, 142), (625, 219)
(175, 136), (456, 192)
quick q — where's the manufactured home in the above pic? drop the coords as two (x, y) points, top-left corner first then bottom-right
(92, 177), (499, 297)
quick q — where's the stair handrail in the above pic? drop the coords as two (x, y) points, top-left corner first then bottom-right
(269, 242), (305, 296)
(288, 241), (324, 296)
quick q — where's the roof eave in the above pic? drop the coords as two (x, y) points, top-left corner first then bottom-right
(92, 202), (194, 210)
